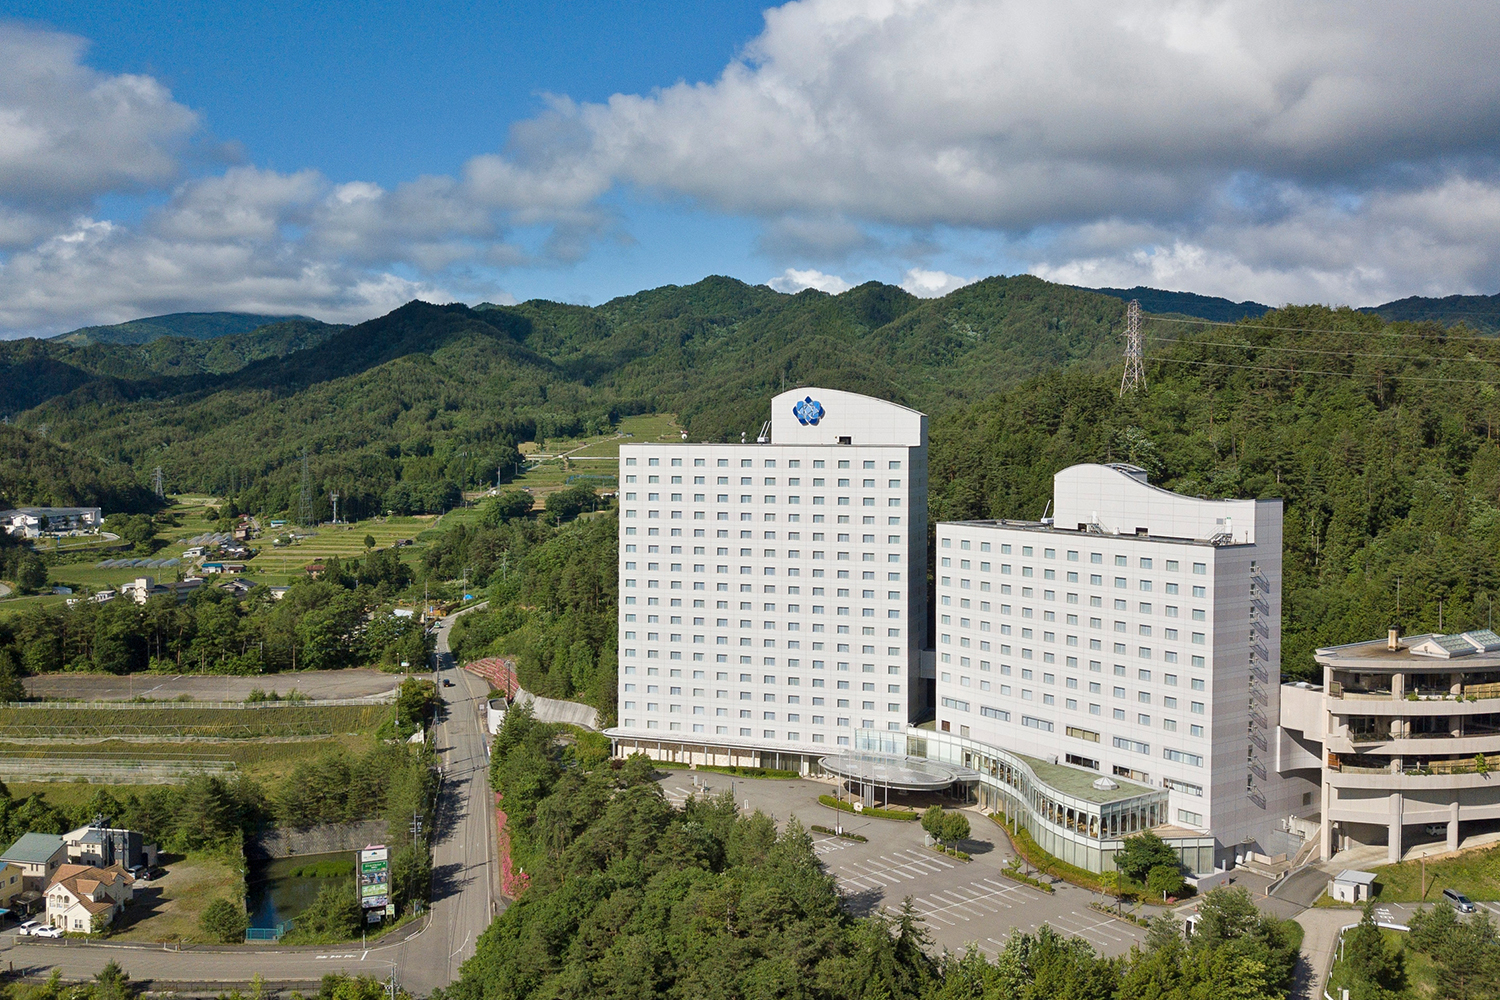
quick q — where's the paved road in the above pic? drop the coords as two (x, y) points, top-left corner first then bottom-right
(1, 609), (499, 994)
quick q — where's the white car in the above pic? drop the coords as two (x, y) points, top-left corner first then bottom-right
(31, 925), (62, 938)
(16, 920), (38, 936)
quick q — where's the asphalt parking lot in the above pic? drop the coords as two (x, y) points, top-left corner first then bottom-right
(657, 771), (1148, 959)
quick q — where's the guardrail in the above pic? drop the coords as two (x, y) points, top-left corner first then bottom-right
(245, 919), (295, 942)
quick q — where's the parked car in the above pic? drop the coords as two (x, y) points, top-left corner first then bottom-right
(16, 920), (39, 936)
(1424, 823), (1448, 836)
(1443, 888), (1477, 913)
(32, 925), (62, 938)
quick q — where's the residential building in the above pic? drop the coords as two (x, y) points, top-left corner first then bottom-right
(45, 863), (134, 932)
(0, 861), (21, 909)
(607, 387), (929, 766)
(62, 824), (151, 870)
(930, 463), (1308, 870)
(1279, 628), (1500, 863)
(0, 833), (67, 891)
(0, 507), (102, 538)
(117, 576), (203, 605)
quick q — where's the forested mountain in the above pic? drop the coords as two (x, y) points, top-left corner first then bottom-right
(0, 425), (159, 514)
(1365, 292), (1500, 335)
(4, 276), (1129, 520)
(1082, 285), (1272, 322)
(49, 311), (312, 345)
(0, 319), (345, 414)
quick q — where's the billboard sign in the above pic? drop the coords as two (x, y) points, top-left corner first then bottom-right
(359, 845), (389, 910)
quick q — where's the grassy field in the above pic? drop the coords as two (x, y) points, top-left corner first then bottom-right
(507, 414), (682, 497)
(111, 850), (246, 944)
(6, 780), (159, 809)
(0, 703), (389, 739)
(0, 735), (372, 782)
(1373, 842), (1500, 901)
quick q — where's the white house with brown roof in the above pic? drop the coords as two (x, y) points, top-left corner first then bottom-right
(45, 863), (134, 932)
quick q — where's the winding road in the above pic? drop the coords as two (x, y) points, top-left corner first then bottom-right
(0, 606), (501, 994)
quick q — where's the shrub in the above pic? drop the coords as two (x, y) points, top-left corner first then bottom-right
(199, 897), (249, 943)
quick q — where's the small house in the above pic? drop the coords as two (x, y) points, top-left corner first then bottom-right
(45, 863), (134, 932)
(1329, 869), (1378, 903)
(0, 833), (67, 891)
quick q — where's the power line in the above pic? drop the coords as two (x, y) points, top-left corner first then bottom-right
(1146, 335), (1500, 364)
(1148, 314), (1500, 343)
(1153, 356), (1500, 386)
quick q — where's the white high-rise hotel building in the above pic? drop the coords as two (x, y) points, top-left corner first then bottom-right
(934, 464), (1305, 860)
(615, 388), (929, 749)
(611, 389), (1308, 869)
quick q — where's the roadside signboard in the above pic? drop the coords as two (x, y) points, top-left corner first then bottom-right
(360, 845), (389, 910)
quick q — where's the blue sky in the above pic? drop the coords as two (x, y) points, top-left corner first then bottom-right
(1, 2), (1499, 334)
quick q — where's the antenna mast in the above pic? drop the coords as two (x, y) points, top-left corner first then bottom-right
(298, 449), (314, 528)
(152, 466), (165, 498)
(1119, 299), (1145, 396)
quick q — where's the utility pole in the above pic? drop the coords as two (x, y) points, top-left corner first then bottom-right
(1119, 299), (1145, 396)
(152, 466), (165, 498)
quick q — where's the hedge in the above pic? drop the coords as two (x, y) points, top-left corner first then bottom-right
(818, 794), (919, 821)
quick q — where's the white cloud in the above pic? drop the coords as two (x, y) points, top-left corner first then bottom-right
(766, 267), (852, 294)
(900, 268), (978, 298)
(0, 26), (196, 224)
(8, 5), (1500, 333)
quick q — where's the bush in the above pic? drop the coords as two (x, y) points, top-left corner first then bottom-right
(198, 897), (249, 943)
(818, 794), (918, 821)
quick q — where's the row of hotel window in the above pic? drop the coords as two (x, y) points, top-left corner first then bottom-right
(939, 639), (1204, 664)
(619, 721), (889, 741)
(622, 704), (900, 718)
(627, 529), (907, 550)
(939, 700), (1206, 769)
(940, 538), (1208, 573)
(626, 476), (903, 487)
(941, 692), (1205, 737)
(940, 576), (1209, 601)
(625, 458), (904, 469)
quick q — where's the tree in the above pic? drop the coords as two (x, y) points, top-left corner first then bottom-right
(15, 553), (46, 593)
(1146, 863), (1185, 899)
(363, 534), (376, 550)
(199, 897), (250, 943)
(942, 811), (971, 855)
(0, 648), (25, 702)
(1338, 902), (1407, 998)
(484, 490), (534, 525)
(1114, 829), (1182, 884)
(1195, 885), (1261, 945)
(91, 960), (139, 1000)
(921, 804), (947, 844)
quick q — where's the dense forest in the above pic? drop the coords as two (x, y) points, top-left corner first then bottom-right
(926, 305), (1500, 679)
(448, 498), (618, 719)
(435, 706), (1303, 1000)
(0, 554), (426, 676)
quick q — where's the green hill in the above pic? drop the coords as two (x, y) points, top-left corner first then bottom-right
(1081, 285), (1272, 322)
(1364, 292), (1500, 335)
(0, 319), (345, 415)
(50, 311), (314, 346)
(4, 275), (1127, 520)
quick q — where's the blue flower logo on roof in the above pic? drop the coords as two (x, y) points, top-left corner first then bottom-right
(792, 396), (825, 426)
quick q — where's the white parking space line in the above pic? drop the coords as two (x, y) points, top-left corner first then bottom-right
(1047, 911), (1140, 946)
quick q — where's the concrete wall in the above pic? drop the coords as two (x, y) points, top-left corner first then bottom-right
(247, 820), (388, 860)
